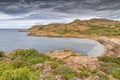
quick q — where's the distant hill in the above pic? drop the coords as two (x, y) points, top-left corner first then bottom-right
(27, 18), (120, 37)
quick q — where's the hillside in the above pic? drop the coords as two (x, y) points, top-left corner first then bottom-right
(0, 49), (120, 80)
(27, 18), (120, 37)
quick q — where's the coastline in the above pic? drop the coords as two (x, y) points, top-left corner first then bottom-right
(20, 29), (120, 57)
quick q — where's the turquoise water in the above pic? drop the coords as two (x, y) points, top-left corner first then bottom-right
(0, 29), (104, 56)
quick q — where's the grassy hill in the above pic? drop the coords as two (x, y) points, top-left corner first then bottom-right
(28, 18), (120, 37)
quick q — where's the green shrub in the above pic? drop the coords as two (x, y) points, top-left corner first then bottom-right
(55, 65), (74, 75)
(100, 62), (108, 67)
(57, 59), (66, 64)
(40, 66), (45, 71)
(78, 67), (87, 72)
(62, 73), (76, 80)
(0, 67), (39, 80)
(100, 67), (113, 74)
(98, 73), (110, 80)
(112, 68), (120, 79)
(0, 61), (39, 80)
(0, 58), (3, 61)
(99, 56), (120, 65)
(10, 48), (39, 60)
(9, 49), (53, 64)
(51, 62), (59, 69)
(0, 62), (13, 76)
(12, 61), (29, 68)
(76, 72), (89, 78)
(0, 51), (5, 57)
(80, 72), (89, 77)
(91, 69), (98, 74)
(43, 75), (56, 80)
(27, 57), (45, 64)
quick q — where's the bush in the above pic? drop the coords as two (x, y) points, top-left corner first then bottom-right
(10, 49), (39, 59)
(9, 49), (53, 64)
(12, 61), (29, 68)
(80, 72), (89, 78)
(57, 59), (66, 64)
(99, 56), (120, 65)
(62, 73), (76, 80)
(0, 51), (5, 57)
(98, 73), (110, 80)
(78, 67), (87, 72)
(0, 67), (39, 80)
(0, 62), (13, 76)
(51, 62), (59, 69)
(100, 67), (113, 75)
(0, 61), (39, 80)
(112, 68), (120, 79)
(91, 69), (98, 74)
(43, 75), (56, 80)
(27, 57), (45, 64)
(55, 65), (74, 75)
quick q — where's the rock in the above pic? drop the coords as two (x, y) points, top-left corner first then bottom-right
(46, 49), (77, 59)
(98, 36), (120, 57)
(32, 63), (43, 69)
(46, 49), (99, 71)
(65, 56), (99, 71)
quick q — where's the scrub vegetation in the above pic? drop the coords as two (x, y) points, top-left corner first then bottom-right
(0, 49), (120, 80)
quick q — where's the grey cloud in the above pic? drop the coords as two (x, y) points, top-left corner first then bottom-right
(0, 0), (120, 20)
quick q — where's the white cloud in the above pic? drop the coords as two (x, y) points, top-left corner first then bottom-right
(0, 19), (70, 29)
(0, 12), (23, 20)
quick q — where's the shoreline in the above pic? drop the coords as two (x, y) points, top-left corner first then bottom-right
(29, 33), (120, 57)
(19, 29), (120, 57)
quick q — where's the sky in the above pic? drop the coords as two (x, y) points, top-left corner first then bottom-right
(0, 0), (120, 29)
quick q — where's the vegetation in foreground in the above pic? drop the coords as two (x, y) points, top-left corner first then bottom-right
(0, 49), (120, 80)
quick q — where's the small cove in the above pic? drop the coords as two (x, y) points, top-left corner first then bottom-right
(0, 29), (104, 57)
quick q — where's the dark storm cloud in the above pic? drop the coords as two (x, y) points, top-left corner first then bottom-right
(0, 0), (120, 28)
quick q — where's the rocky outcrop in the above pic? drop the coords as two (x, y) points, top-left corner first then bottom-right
(47, 49), (82, 59)
(47, 49), (99, 71)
